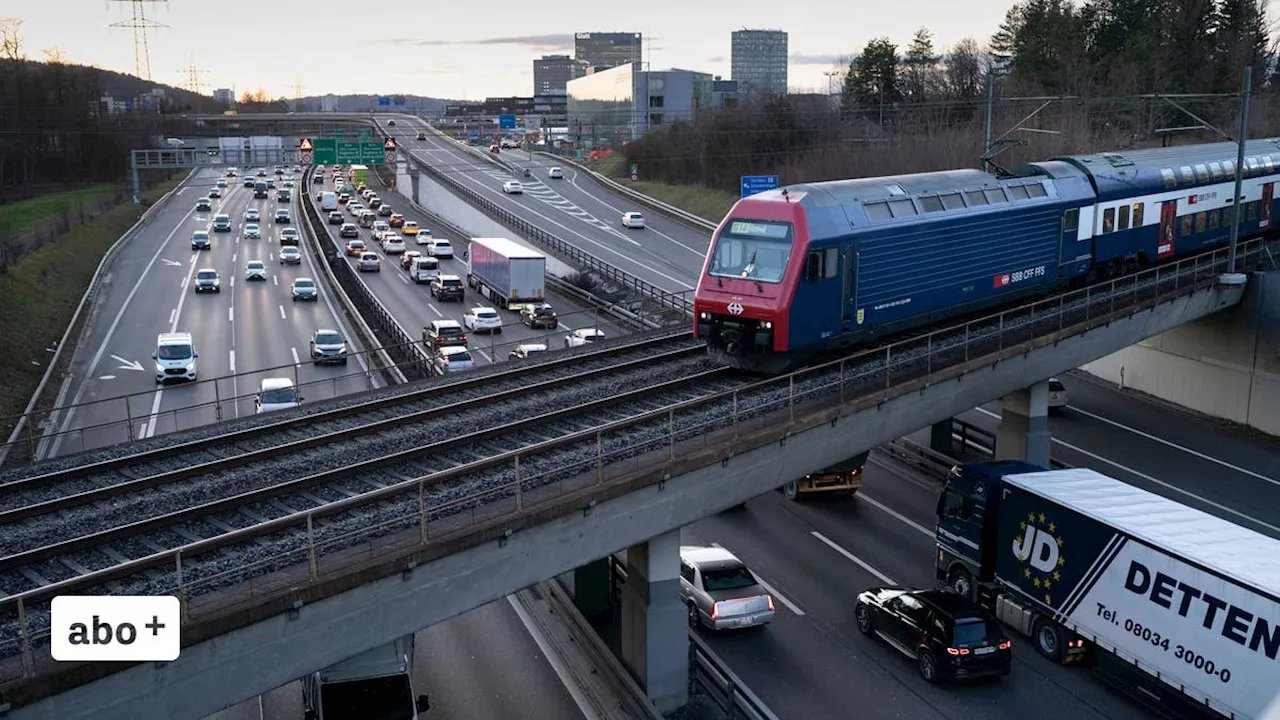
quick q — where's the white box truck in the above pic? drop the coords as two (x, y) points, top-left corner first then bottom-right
(303, 635), (429, 720)
(936, 463), (1280, 719)
(465, 237), (546, 309)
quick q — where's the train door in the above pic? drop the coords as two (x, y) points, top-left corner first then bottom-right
(1157, 201), (1177, 260)
(1261, 183), (1274, 230)
(843, 246), (857, 324)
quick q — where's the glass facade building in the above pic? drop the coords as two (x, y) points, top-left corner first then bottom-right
(567, 64), (714, 148)
(574, 32), (643, 71)
(731, 30), (789, 95)
(533, 55), (589, 96)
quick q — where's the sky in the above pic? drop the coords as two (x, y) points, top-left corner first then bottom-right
(3, 0), (1017, 100)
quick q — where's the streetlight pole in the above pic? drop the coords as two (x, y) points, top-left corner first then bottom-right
(1225, 66), (1252, 281)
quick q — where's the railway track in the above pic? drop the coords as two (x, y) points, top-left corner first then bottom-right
(0, 240), (1263, 660)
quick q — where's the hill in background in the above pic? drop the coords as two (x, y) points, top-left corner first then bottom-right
(295, 94), (456, 114)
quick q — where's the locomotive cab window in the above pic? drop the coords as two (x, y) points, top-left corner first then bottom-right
(805, 247), (840, 281)
(708, 220), (794, 284)
(1062, 208), (1079, 233)
(1102, 207), (1115, 233)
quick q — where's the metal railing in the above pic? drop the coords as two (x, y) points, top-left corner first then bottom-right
(401, 136), (693, 317)
(542, 152), (720, 233)
(881, 417), (1071, 481)
(0, 238), (1261, 685)
(0, 169), (199, 468)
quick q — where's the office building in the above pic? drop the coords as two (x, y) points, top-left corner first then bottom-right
(567, 63), (720, 148)
(533, 55), (589, 96)
(731, 29), (788, 94)
(574, 32), (642, 71)
(212, 88), (234, 104)
(320, 94), (339, 112)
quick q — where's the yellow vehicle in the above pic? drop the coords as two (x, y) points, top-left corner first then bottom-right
(402, 221), (419, 236)
(223, 110), (238, 116)
(780, 451), (868, 501)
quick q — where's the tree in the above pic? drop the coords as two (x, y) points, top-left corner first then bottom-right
(989, 0), (1092, 93)
(1211, 0), (1271, 92)
(901, 28), (942, 103)
(842, 37), (901, 123)
(945, 37), (988, 101)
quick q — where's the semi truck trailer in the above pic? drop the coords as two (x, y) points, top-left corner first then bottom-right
(936, 462), (1280, 719)
(465, 237), (546, 308)
(302, 635), (430, 720)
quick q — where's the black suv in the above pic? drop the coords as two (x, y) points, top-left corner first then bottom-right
(854, 588), (1011, 683)
(520, 303), (558, 330)
(429, 275), (464, 302)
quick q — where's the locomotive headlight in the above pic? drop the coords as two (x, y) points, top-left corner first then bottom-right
(762, 321), (773, 330)
(699, 312), (711, 321)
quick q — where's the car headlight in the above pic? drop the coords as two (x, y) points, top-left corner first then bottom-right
(155, 362), (165, 373)
(186, 362), (196, 371)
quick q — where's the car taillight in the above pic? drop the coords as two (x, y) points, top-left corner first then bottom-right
(458, 335), (467, 343)
(999, 640), (1012, 650)
(710, 602), (721, 620)
(946, 647), (970, 656)
(766, 595), (775, 611)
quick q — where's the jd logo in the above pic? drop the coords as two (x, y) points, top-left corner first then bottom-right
(1013, 524), (1060, 573)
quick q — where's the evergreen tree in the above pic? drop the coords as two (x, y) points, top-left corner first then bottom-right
(842, 38), (901, 122)
(901, 28), (942, 103)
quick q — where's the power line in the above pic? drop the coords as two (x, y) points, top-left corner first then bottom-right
(109, 0), (168, 81)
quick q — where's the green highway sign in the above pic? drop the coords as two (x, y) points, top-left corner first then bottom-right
(301, 131), (392, 165)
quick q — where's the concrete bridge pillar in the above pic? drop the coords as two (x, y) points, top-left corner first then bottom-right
(560, 558), (612, 623)
(620, 529), (688, 714)
(994, 381), (1052, 468)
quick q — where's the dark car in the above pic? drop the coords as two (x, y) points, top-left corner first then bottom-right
(855, 588), (1012, 683)
(313, 174), (324, 184)
(429, 275), (465, 302)
(339, 223), (359, 239)
(328, 211), (344, 225)
(520, 303), (558, 330)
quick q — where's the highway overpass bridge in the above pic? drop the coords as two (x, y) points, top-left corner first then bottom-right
(0, 229), (1266, 718)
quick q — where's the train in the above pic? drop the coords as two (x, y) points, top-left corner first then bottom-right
(693, 138), (1280, 373)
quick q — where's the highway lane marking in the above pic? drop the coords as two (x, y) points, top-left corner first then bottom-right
(229, 276), (234, 289)
(278, 305), (286, 319)
(98, 375), (115, 380)
(428, 304), (442, 317)
(1061, 404), (1278, 484)
(810, 532), (897, 585)
(505, 595), (604, 720)
(143, 389), (164, 439)
(567, 172), (706, 257)
(229, 350), (236, 373)
(291, 347), (300, 366)
(709, 542), (804, 615)
(273, 276), (278, 285)
(857, 492), (934, 539)
(232, 252), (236, 263)
(169, 308), (176, 325)
(971, 407), (1280, 534)
(476, 348), (492, 363)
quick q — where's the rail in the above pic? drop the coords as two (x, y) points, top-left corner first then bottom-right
(881, 417), (1071, 481)
(396, 127), (693, 318)
(0, 169), (198, 468)
(606, 556), (779, 720)
(541, 152), (720, 233)
(0, 238), (1262, 691)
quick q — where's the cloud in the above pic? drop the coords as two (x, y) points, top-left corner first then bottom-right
(790, 53), (848, 66)
(390, 34), (573, 51)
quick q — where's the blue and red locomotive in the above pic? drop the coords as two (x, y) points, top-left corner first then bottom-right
(693, 138), (1280, 373)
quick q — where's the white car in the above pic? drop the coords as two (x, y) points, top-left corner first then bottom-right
(381, 234), (406, 254)
(1048, 377), (1068, 413)
(245, 260), (267, 281)
(414, 228), (434, 245)
(463, 307), (503, 334)
(243, 223), (261, 239)
(547, 167), (564, 179)
(425, 239), (454, 259)
(244, 208), (260, 222)
(502, 181), (523, 194)
(622, 211), (646, 229)
(372, 221), (391, 240)
(564, 328), (606, 347)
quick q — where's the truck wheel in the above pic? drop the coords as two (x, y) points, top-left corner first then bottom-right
(781, 481), (799, 501)
(947, 567), (975, 600)
(1033, 616), (1064, 663)
(854, 603), (873, 634)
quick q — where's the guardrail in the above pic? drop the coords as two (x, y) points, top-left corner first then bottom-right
(0, 238), (1261, 691)
(541, 152), (720, 233)
(606, 556), (779, 720)
(0, 169), (198, 469)
(881, 417), (1071, 481)
(393, 127), (693, 319)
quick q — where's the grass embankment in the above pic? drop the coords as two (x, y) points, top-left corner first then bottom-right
(594, 156), (739, 222)
(0, 184), (120, 239)
(0, 177), (183, 435)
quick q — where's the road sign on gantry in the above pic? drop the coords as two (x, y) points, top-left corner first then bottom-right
(298, 138), (313, 151)
(300, 151), (313, 166)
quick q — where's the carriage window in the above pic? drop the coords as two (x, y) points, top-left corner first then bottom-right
(1162, 168), (1177, 188)
(1131, 203), (1144, 227)
(1247, 158), (1260, 176)
(1247, 202), (1258, 220)
(1062, 208), (1079, 233)
(888, 199), (917, 217)
(1102, 207), (1115, 233)
(1224, 160), (1236, 176)
(964, 190), (988, 206)
(1209, 162), (1223, 180)
(1117, 205), (1130, 231)
(1180, 166), (1194, 184)
(983, 188), (1008, 204)
(1194, 164), (1209, 182)
(940, 192), (965, 210)
(1181, 215), (1193, 236)
(1195, 212), (1206, 233)
(1266, 156), (1276, 173)
(1025, 183), (1047, 198)
(919, 196), (944, 213)
(1209, 209), (1220, 230)
(864, 202), (892, 221)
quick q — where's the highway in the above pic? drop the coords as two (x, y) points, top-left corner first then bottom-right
(684, 375), (1279, 719)
(383, 117), (708, 293)
(309, 166), (627, 365)
(205, 599), (587, 720)
(43, 168), (372, 459)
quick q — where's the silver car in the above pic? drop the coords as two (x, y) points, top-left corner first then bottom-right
(680, 546), (776, 631)
(193, 268), (220, 293)
(244, 223), (261, 240)
(245, 261), (267, 281)
(279, 247), (302, 265)
(433, 346), (474, 374)
(310, 328), (347, 365)
(291, 277), (318, 301)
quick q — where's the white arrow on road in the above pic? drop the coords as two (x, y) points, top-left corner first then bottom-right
(161, 259), (182, 267)
(111, 355), (145, 372)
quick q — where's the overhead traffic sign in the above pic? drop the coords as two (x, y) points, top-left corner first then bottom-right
(298, 138), (313, 151)
(384, 151), (396, 164)
(740, 175), (779, 197)
(308, 137), (391, 165)
(300, 151), (313, 166)
(384, 137), (397, 151)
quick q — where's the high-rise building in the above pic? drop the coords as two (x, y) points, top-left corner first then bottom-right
(212, 88), (234, 104)
(533, 55), (589, 96)
(574, 32), (642, 72)
(731, 30), (788, 94)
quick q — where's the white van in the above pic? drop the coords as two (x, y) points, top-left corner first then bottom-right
(320, 191), (338, 212)
(412, 256), (439, 284)
(154, 332), (198, 383)
(255, 377), (300, 414)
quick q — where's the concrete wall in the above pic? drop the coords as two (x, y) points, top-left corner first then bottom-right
(1081, 271), (1280, 436)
